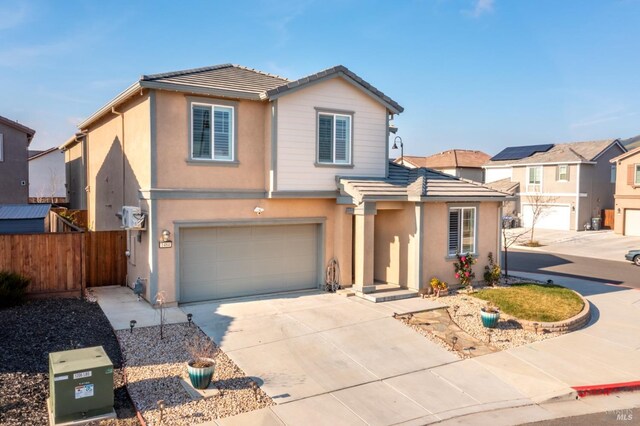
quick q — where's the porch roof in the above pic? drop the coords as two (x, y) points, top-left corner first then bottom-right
(338, 162), (512, 203)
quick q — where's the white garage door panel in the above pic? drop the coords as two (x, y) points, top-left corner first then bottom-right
(625, 210), (640, 236)
(522, 204), (571, 231)
(180, 224), (319, 302)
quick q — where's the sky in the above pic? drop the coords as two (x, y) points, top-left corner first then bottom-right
(1, 0), (639, 156)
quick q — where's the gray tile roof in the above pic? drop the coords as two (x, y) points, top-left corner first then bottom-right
(484, 139), (620, 166)
(142, 64), (290, 97)
(339, 162), (511, 203)
(485, 178), (519, 195)
(0, 204), (50, 220)
(264, 65), (404, 114)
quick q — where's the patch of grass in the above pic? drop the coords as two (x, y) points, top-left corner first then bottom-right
(473, 283), (584, 322)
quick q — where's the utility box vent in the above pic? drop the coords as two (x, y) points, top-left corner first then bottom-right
(48, 346), (115, 425)
(120, 206), (146, 230)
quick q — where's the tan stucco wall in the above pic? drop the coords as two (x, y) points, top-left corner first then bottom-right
(153, 198), (352, 304)
(374, 207), (416, 287)
(85, 92), (150, 231)
(613, 150), (640, 234)
(154, 91), (268, 190)
(422, 202), (500, 288)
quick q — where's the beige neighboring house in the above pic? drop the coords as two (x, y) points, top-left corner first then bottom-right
(399, 150), (490, 182)
(483, 140), (626, 231)
(67, 63), (510, 305)
(610, 146), (640, 236)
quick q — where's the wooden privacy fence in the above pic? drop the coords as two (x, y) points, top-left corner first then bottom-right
(0, 231), (127, 298)
(602, 209), (615, 230)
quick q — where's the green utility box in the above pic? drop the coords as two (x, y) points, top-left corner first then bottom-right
(48, 346), (115, 425)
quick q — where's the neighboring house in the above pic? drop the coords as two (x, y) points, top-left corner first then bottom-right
(483, 140), (626, 231)
(28, 147), (66, 203)
(69, 63), (509, 305)
(0, 115), (35, 204)
(59, 133), (87, 210)
(622, 134), (640, 151)
(0, 204), (50, 234)
(399, 149), (490, 182)
(610, 146), (640, 236)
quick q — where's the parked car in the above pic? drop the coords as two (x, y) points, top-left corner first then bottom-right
(625, 249), (640, 266)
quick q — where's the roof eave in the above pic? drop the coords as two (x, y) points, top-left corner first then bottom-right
(140, 81), (263, 101)
(77, 81), (143, 129)
(421, 196), (514, 202)
(591, 139), (625, 161)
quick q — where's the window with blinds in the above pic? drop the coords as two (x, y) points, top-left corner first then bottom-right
(317, 112), (351, 164)
(191, 104), (234, 161)
(448, 207), (476, 255)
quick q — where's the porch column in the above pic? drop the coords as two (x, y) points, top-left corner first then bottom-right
(353, 202), (376, 294)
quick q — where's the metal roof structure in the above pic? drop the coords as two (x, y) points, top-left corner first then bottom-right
(0, 204), (51, 220)
(339, 162), (511, 203)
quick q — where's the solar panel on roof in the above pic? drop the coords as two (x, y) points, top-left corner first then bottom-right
(490, 144), (554, 161)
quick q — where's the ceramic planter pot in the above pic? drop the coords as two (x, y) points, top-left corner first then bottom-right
(480, 308), (500, 328)
(187, 359), (215, 389)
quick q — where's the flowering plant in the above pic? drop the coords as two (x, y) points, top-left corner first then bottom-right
(453, 253), (476, 289)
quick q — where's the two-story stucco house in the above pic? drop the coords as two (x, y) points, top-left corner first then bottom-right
(483, 140), (626, 231)
(398, 150), (490, 182)
(0, 115), (35, 204)
(611, 146), (640, 236)
(69, 64), (509, 305)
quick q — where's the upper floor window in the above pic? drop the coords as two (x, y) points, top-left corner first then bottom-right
(611, 165), (616, 183)
(527, 166), (542, 192)
(191, 103), (234, 161)
(557, 164), (569, 181)
(636, 164), (640, 185)
(448, 206), (476, 256)
(317, 112), (351, 165)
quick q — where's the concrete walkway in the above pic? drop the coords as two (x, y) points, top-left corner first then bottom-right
(506, 228), (640, 263)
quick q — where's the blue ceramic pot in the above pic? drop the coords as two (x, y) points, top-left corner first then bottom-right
(480, 309), (500, 328)
(187, 359), (215, 389)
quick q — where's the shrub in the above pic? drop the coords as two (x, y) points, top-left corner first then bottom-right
(453, 253), (476, 289)
(0, 271), (31, 308)
(483, 252), (501, 286)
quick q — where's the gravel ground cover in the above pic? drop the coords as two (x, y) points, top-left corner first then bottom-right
(116, 323), (273, 426)
(0, 298), (138, 426)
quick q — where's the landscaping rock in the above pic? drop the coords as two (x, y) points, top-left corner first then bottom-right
(0, 298), (137, 426)
(116, 323), (273, 426)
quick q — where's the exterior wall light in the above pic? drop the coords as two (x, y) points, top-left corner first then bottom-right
(254, 207), (264, 215)
(161, 230), (171, 242)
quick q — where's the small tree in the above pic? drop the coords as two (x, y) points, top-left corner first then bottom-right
(502, 225), (530, 283)
(483, 252), (501, 287)
(526, 192), (558, 245)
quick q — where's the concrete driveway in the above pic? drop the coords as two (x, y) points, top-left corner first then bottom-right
(505, 228), (640, 263)
(184, 291), (536, 425)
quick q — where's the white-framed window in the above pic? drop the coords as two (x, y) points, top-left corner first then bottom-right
(0, 133), (3, 162)
(527, 166), (542, 192)
(317, 113), (351, 164)
(448, 206), (476, 256)
(635, 164), (640, 185)
(611, 164), (616, 183)
(191, 103), (234, 161)
(557, 164), (569, 181)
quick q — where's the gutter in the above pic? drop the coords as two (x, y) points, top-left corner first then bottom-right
(78, 82), (142, 129)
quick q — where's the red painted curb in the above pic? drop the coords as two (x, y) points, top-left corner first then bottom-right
(572, 381), (640, 397)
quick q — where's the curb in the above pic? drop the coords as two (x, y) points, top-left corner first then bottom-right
(572, 381), (640, 398)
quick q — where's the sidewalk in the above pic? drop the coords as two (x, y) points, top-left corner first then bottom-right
(506, 228), (640, 263)
(203, 272), (640, 425)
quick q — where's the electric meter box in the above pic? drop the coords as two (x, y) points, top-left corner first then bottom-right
(48, 346), (114, 424)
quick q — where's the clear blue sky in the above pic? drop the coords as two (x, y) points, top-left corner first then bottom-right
(1, 0), (639, 156)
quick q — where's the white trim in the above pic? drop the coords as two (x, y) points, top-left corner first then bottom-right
(522, 202), (572, 207)
(190, 102), (235, 162)
(448, 206), (477, 256)
(635, 164), (640, 185)
(575, 163), (581, 230)
(557, 164), (569, 182)
(526, 165), (542, 193)
(316, 112), (352, 165)
(483, 161), (595, 169)
(519, 192), (588, 197)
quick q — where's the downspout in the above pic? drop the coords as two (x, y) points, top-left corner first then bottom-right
(575, 163), (581, 230)
(112, 107), (125, 208)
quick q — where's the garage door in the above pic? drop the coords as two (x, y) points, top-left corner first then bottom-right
(180, 224), (319, 302)
(625, 209), (640, 236)
(522, 204), (570, 230)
